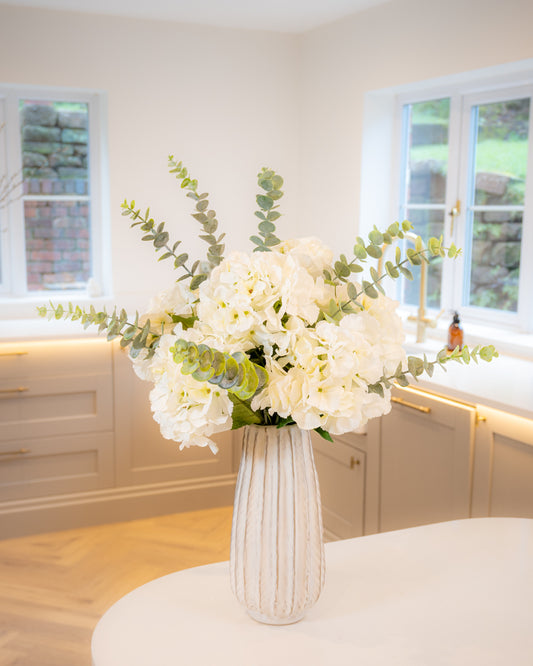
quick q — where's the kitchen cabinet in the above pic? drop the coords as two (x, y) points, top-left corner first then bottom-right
(471, 405), (533, 518)
(379, 386), (476, 532)
(1, 337), (531, 540)
(0, 339), (236, 539)
(312, 431), (366, 541)
(312, 420), (381, 541)
(315, 383), (533, 541)
(0, 339), (114, 503)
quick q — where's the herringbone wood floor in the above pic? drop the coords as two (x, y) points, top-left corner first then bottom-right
(0, 505), (233, 666)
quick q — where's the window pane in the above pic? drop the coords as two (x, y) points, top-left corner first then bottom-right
(473, 98), (530, 206)
(406, 98), (450, 204)
(468, 210), (521, 311)
(20, 100), (89, 196)
(404, 208), (445, 309)
(24, 200), (90, 292)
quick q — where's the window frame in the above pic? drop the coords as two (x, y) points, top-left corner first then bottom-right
(0, 84), (110, 315)
(394, 80), (533, 334)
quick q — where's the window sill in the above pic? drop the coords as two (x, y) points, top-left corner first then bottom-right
(0, 316), (105, 342)
(0, 293), (116, 342)
(401, 311), (533, 361)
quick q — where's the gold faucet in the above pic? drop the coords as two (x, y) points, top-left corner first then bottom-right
(378, 231), (443, 343)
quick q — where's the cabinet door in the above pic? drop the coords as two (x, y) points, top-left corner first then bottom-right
(312, 431), (367, 541)
(380, 387), (476, 532)
(113, 344), (234, 487)
(472, 407), (533, 518)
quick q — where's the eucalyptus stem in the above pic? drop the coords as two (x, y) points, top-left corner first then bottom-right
(367, 343), (499, 397)
(37, 303), (163, 358)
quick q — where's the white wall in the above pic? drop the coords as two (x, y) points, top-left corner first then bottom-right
(0, 4), (300, 313)
(298, 0), (533, 255)
(2, 0), (533, 316)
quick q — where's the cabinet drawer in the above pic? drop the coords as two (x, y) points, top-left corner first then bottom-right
(0, 431), (114, 502)
(0, 374), (113, 440)
(0, 338), (111, 380)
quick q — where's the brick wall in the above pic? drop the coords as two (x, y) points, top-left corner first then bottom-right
(21, 102), (90, 292)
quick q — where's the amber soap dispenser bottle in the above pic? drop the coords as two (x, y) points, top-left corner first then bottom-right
(447, 311), (463, 352)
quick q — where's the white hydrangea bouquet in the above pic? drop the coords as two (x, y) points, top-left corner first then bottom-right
(40, 157), (497, 454)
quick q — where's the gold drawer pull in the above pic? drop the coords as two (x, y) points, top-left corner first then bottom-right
(0, 448), (31, 457)
(0, 386), (29, 395)
(0, 351), (29, 357)
(350, 456), (361, 469)
(391, 396), (431, 414)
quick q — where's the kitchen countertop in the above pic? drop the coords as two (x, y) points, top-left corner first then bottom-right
(403, 337), (533, 421)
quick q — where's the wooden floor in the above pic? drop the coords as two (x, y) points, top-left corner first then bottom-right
(0, 505), (233, 666)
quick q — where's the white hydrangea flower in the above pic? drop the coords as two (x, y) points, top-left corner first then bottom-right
(138, 282), (197, 341)
(132, 333), (233, 453)
(275, 237), (334, 278)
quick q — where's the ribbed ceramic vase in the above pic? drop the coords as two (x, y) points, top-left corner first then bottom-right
(230, 424), (325, 625)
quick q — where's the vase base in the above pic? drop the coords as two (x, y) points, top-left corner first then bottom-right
(247, 609), (305, 626)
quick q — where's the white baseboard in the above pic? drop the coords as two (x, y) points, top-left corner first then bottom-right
(0, 473), (237, 539)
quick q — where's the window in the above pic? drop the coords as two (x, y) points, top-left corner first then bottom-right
(0, 86), (108, 310)
(396, 82), (533, 332)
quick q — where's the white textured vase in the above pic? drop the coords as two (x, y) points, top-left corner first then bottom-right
(230, 424), (325, 625)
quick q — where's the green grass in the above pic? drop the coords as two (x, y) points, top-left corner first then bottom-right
(410, 138), (529, 181)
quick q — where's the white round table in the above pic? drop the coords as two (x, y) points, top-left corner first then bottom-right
(92, 518), (533, 665)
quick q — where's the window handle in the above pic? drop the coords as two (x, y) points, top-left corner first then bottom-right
(448, 199), (461, 235)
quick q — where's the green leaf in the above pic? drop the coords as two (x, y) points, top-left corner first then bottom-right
(271, 174), (283, 190)
(250, 235), (265, 247)
(256, 194), (274, 210)
(366, 244), (382, 259)
(353, 244), (367, 260)
(368, 228), (384, 245)
(398, 264), (414, 280)
(174, 253), (189, 268)
(259, 178), (273, 192)
(263, 234), (280, 247)
(153, 232), (169, 248)
(314, 427), (333, 442)
(347, 281), (358, 301)
(385, 261), (399, 279)
(368, 382), (384, 398)
(258, 220), (276, 234)
(190, 274), (207, 290)
(228, 393), (262, 429)
(362, 281), (378, 298)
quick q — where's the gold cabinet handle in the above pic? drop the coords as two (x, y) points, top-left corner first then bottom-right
(391, 396), (431, 414)
(350, 456), (361, 469)
(0, 351), (29, 357)
(0, 448), (31, 458)
(0, 386), (29, 395)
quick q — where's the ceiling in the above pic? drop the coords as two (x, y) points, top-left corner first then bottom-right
(2, 0), (393, 33)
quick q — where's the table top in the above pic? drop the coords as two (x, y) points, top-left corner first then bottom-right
(91, 518), (533, 666)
